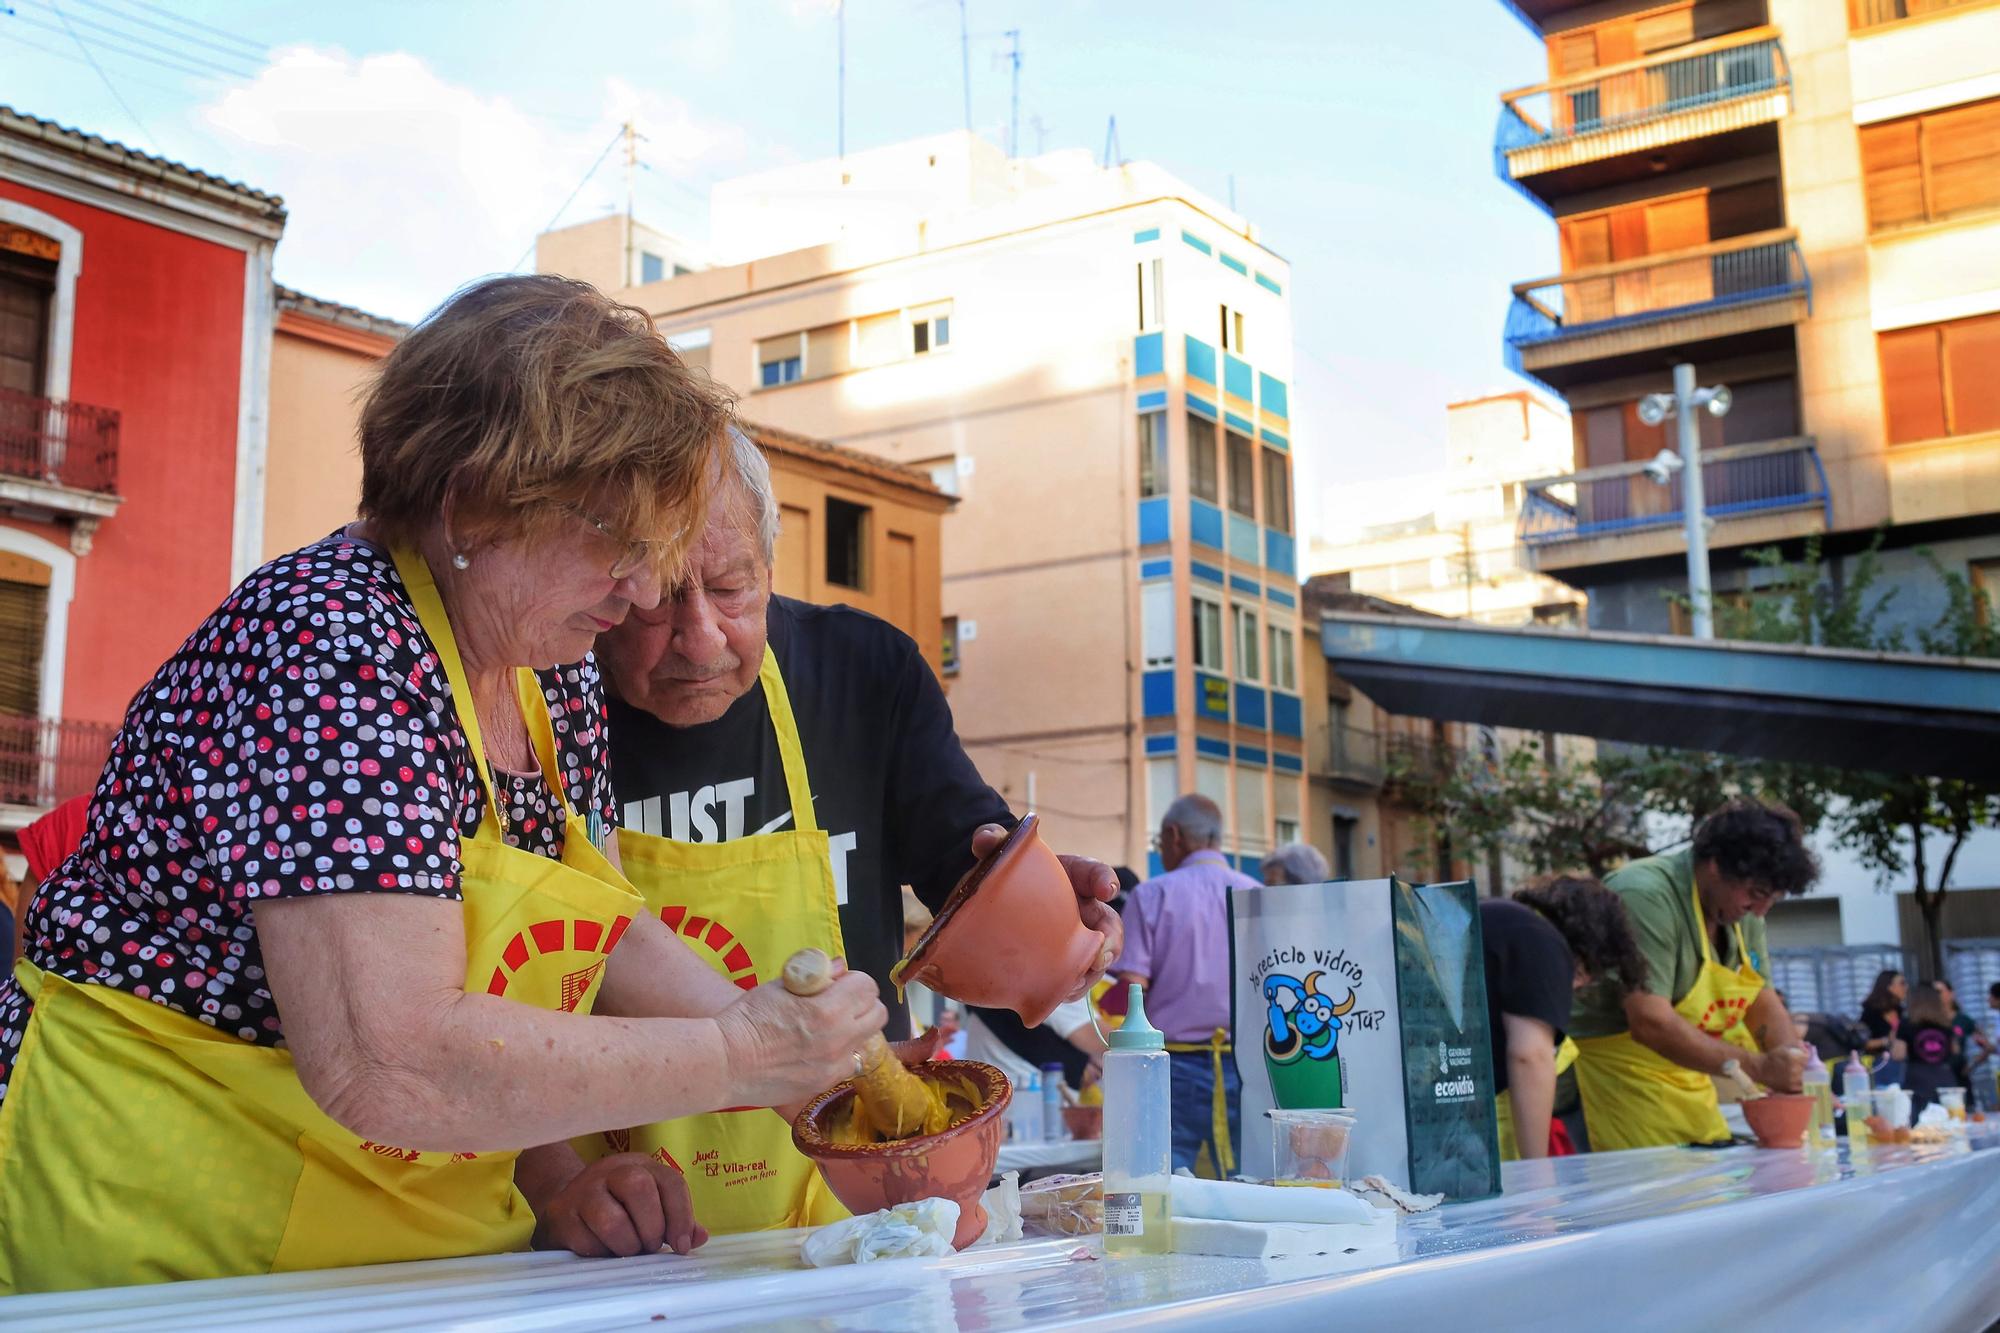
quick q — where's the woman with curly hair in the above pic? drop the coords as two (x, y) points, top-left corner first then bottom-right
(1485, 875), (1647, 1160)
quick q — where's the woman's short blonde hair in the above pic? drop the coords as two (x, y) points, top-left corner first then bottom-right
(357, 274), (732, 573)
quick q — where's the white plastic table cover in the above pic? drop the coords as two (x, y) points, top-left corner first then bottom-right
(995, 1136), (1100, 1174)
(7, 1132), (1997, 1332)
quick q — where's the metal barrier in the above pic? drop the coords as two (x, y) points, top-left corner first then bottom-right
(0, 713), (116, 809)
(1519, 437), (1830, 545)
(1770, 943), (1915, 1021)
(1506, 230), (1809, 349)
(0, 387), (121, 496)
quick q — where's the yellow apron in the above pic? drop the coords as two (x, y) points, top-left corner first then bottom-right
(1164, 1028), (1236, 1178)
(1573, 878), (1765, 1152)
(0, 547), (642, 1293)
(579, 651), (847, 1233)
(1495, 1036), (1579, 1161)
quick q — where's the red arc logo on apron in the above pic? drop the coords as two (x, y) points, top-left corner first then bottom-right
(486, 915), (633, 1000)
(658, 904), (760, 990)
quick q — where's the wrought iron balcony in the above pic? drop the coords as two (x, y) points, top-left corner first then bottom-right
(1496, 29), (1790, 197)
(1519, 437), (1830, 548)
(1504, 230), (1810, 389)
(0, 713), (116, 812)
(1313, 723), (1384, 788)
(0, 388), (121, 520)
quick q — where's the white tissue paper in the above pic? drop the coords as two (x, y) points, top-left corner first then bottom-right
(1916, 1104), (1951, 1131)
(1169, 1213), (1398, 1261)
(800, 1198), (961, 1268)
(977, 1170), (1023, 1247)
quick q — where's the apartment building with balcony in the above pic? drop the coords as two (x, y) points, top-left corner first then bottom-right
(1495, 0), (2000, 639)
(539, 133), (1306, 874)
(0, 107), (284, 831)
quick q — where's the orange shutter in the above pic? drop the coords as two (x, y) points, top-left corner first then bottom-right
(1923, 98), (2000, 221)
(1943, 312), (2000, 437)
(1879, 325), (1948, 445)
(1860, 119), (1926, 231)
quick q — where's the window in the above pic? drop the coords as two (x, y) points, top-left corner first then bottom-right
(1138, 411), (1168, 498)
(1233, 603), (1260, 682)
(941, 616), (961, 675)
(1219, 304), (1246, 355)
(1141, 581), (1176, 669)
(1274, 818), (1299, 845)
(757, 332), (804, 388)
(1879, 312), (2000, 444)
(1147, 756), (1178, 832)
(911, 301), (952, 355)
(826, 498), (869, 589)
(1861, 97), (2000, 231)
(1267, 624), (1296, 692)
(1137, 257), (1165, 331)
(0, 244), (57, 394)
(1235, 768), (1267, 855)
(640, 251), (666, 285)
(668, 326), (711, 375)
(1195, 757), (1229, 812)
(1973, 558), (2000, 626)
(1187, 414), (1219, 503)
(1274, 779), (1300, 852)
(1226, 430), (1256, 518)
(0, 564), (49, 714)
(1262, 449), (1291, 534)
(1191, 592), (1225, 671)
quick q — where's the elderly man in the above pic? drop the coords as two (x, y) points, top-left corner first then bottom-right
(1113, 794), (1259, 1176)
(524, 428), (1120, 1245)
(1570, 798), (1816, 1150)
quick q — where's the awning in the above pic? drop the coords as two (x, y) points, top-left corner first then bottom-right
(1321, 613), (2000, 781)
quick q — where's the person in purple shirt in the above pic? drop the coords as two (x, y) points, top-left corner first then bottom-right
(1112, 794), (1261, 1176)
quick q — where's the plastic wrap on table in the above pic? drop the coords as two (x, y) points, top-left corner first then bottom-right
(1019, 1172), (1102, 1236)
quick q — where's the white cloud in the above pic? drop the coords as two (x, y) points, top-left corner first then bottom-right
(198, 46), (752, 323)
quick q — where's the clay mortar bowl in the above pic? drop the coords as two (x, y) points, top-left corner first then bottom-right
(893, 814), (1105, 1027)
(792, 1059), (1011, 1250)
(1061, 1105), (1102, 1140)
(1741, 1093), (1815, 1149)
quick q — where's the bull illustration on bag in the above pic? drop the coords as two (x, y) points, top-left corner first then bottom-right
(1262, 971), (1356, 1109)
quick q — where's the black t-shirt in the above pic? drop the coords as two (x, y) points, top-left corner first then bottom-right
(1481, 899), (1576, 1096)
(607, 596), (1012, 1038)
(1863, 1006), (1903, 1042)
(1905, 1020), (1955, 1068)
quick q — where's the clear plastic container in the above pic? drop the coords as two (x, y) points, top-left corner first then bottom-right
(1939, 1087), (1967, 1127)
(1802, 1048), (1834, 1149)
(1267, 1109), (1356, 1185)
(1102, 983), (1172, 1255)
(1014, 1072), (1045, 1143)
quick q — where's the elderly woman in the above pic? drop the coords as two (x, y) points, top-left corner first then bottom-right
(1261, 841), (1331, 886)
(0, 276), (884, 1293)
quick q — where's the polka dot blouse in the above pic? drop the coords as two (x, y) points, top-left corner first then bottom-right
(0, 533), (619, 1104)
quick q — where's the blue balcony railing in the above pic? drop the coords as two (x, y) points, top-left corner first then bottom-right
(1505, 229), (1810, 359)
(1496, 29), (1790, 181)
(1519, 437), (1830, 547)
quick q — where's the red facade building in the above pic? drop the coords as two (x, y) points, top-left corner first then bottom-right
(0, 106), (285, 828)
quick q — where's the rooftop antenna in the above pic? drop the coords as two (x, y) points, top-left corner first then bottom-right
(1102, 114), (1122, 168)
(958, 0), (972, 134)
(622, 120), (638, 284)
(1004, 28), (1021, 157)
(1030, 113), (1049, 155)
(837, 1), (847, 161)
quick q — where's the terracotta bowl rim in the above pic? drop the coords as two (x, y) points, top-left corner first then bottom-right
(893, 816), (1040, 980)
(790, 1059), (1012, 1160)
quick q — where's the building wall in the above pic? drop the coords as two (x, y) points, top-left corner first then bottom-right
(0, 178), (250, 725)
(264, 312), (390, 559)
(592, 141), (1306, 871)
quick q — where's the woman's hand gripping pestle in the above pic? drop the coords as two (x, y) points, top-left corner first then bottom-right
(783, 949), (943, 1140)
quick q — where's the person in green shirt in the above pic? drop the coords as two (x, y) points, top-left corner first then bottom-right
(1571, 799), (1819, 1150)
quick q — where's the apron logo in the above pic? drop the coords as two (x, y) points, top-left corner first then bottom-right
(560, 961), (606, 1013)
(1697, 995), (1749, 1036)
(485, 915), (632, 1000)
(658, 904), (760, 991)
(604, 1128), (631, 1153)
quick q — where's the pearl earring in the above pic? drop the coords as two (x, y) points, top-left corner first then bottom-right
(451, 552), (470, 570)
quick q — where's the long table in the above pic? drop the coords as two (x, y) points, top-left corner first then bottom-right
(8, 1131), (1997, 1331)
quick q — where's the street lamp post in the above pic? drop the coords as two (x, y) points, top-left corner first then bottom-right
(1639, 362), (1731, 639)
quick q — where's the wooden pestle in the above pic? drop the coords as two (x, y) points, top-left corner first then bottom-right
(782, 948), (942, 1140)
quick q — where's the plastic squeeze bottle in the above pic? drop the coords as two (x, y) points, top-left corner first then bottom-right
(1042, 1062), (1067, 1141)
(1802, 1047), (1834, 1148)
(1102, 983), (1172, 1255)
(1841, 1051), (1872, 1142)
(1014, 1071), (1045, 1143)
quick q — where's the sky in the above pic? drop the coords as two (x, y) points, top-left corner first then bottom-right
(0, 0), (1561, 546)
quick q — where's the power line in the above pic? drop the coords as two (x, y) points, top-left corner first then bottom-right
(509, 127), (627, 273)
(63, 0), (267, 66)
(6, 7), (253, 81)
(98, 0), (265, 57)
(43, 0), (158, 151)
(0, 26), (189, 97)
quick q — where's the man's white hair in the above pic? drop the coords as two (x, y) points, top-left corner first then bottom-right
(726, 425), (781, 565)
(1262, 841), (1331, 886)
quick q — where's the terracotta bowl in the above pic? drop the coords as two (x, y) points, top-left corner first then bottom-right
(892, 815), (1106, 1028)
(792, 1060), (1011, 1250)
(1061, 1104), (1102, 1140)
(1741, 1094), (1816, 1149)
